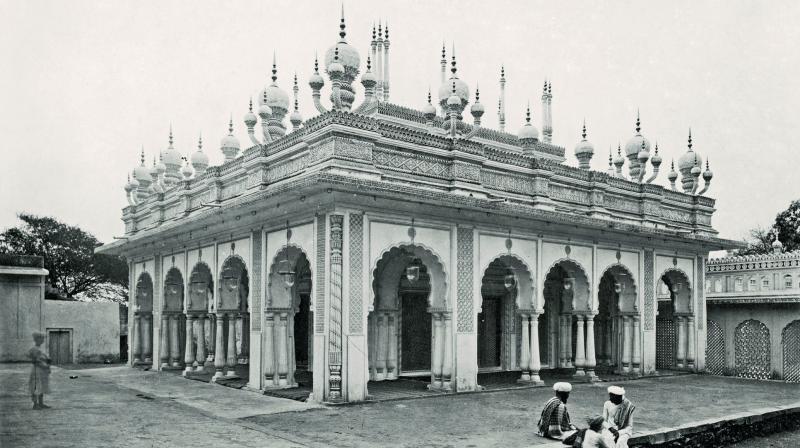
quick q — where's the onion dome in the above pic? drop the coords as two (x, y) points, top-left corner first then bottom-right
(574, 120), (594, 170)
(128, 171), (139, 190)
(133, 148), (152, 183)
(651, 142), (663, 167)
(361, 55), (377, 88)
(702, 159), (713, 181)
(470, 86), (485, 120)
(668, 159), (678, 185)
(161, 127), (182, 184)
(772, 238), (784, 253)
(257, 55), (290, 116)
(437, 49), (469, 112)
(690, 157), (702, 177)
(328, 47), (345, 79)
(244, 98), (257, 127)
(323, 7), (360, 84)
(149, 156), (162, 194)
(637, 139), (650, 165)
(613, 143), (625, 174)
(606, 151), (615, 176)
(518, 104), (539, 145)
(155, 153), (167, 176)
(309, 55), (325, 91)
(258, 90), (272, 120)
(181, 157), (194, 180)
(423, 89), (436, 122)
(678, 129), (703, 192)
(124, 173), (133, 193)
(191, 133), (209, 174)
(624, 112), (651, 179)
(220, 119), (240, 162)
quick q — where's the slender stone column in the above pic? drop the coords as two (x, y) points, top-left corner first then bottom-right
(195, 315), (205, 371)
(277, 313), (289, 386)
(132, 314), (142, 364)
(566, 314), (573, 368)
(386, 313), (398, 380)
(213, 314), (225, 380)
(142, 314), (152, 364)
(442, 313), (453, 389)
(585, 315), (597, 380)
(605, 317), (614, 365)
(558, 316), (567, 368)
(530, 313), (543, 385)
(430, 313), (443, 389)
(676, 316), (686, 368)
(368, 313), (376, 380)
(159, 314), (170, 369)
(375, 314), (386, 381)
(621, 316), (631, 373)
(574, 315), (586, 376)
(242, 313), (249, 364)
(632, 316), (641, 374)
(226, 314), (238, 377)
(686, 316), (696, 370)
(519, 313), (531, 382)
(170, 315), (180, 367)
(183, 314), (194, 375)
(264, 313), (275, 387)
(206, 314), (214, 364)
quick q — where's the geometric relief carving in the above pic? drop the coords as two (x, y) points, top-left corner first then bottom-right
(349, 213), (364, 334)
(251, 231), (262, 331)
(656, 316), (676, 369)
(456, 227), (474, 332)
(734, 319), (770, 380)
(783, 320), (800, 383)
(548, 185), (590, 205)
(480, 171), (534, 194)
(644, 250), (655, 331)
(697, 258), (705, 329)
(315, 215), (327, 334)
(705, 319), (725, 375)
(373, 148), (451, 179)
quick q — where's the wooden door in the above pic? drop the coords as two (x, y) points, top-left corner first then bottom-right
(48, 330), (72, 364)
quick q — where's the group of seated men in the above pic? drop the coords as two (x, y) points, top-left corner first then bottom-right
(537, 382), (635, 448)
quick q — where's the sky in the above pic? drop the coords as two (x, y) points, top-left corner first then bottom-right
(1, 0), (799, 246)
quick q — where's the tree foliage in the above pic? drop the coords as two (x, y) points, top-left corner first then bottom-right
(737, 200), (800, 255)
(0, 213), (128, 300)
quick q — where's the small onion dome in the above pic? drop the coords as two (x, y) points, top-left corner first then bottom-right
(574, 121), (594, 159)
(637, 139), (650, 164)
(258, 89), (273, 120)
(191, 144), (209, 173)
(133, 150), (152, 182)
(124, 174), (133, 193)
(470, 87), (485, 119)
(690, 156), (702, 177)
(624, 112), (651, 156)
(257, 56), (290, 113)
(161, 127), (182, 170)
(702, 159), (713, 181)
(667, 159), (678, 183)
(244, 98), (257, 127)
(128, 172), (140, 189)
(678, 130), (703, 172)
(650, 142), (663, 167)
(613, 144), (625, 167)
(290, 109), (303, 128)
(437, 53), (469, 108)
(324, 9), (360, 83)
(181, 158), (194, 179)
(423, 90), (437, 121)
(220, 118), (240, 153)
(328, 47), (345, 79)
(361, 55), (377, 88)
(518, 105), (540, 142)
(309, 56), (325, 90)
(155, 154), (167, 176)
(772, 239), (784, 252)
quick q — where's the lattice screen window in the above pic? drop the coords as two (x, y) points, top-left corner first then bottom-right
(656, 318), (676, 370)
(761, 277), (770, 290)
(784, 275), (793, 289)
(706, 320), (726, 375)
(783, 320), (800, 383)
(749, 278), (757, 291)
(734, 319), (770, 380)
(734, 277), (743, 292)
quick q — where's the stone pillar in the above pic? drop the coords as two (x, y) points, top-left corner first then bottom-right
(566, 314), (573, 368)
(530, 313), (543, 385)
(558, 315), (567, 368)
(277, 313), (289, 386)
(240, 314), (250, 364)
(213, 314), (225, 380)
(574, 315), (586, 376)
(430, 313), (443, 389)
(676, 316), (686, 368)
(195, 315), (205, 371)
(621, 316), (631, 373)
(223, 314), (235, 377)
(183, 314), (194, 375)
(519, 313), (531, 382)
(170, 315), (180, 367)
(142, 314), (152, 364)
(605, 317), (614, 366)
(632, 316), (641, 374)
(206, 314), (215, 364)
(264, 313), (275, 387)
(327, 214), (344, 401)
(585, 315), (597, 380)
(386, 312), (398, 380)
(375, 314), (387, 380)
(368, 313), (376, 380)
(686, 316), (696, 370)
(132, 314), (142, 364)
(159, 314), (170, 369)
(442, 312), (453, 389)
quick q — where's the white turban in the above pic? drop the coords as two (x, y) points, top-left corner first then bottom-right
(553, 382), (572, 392)
(608, 385), (625, 396)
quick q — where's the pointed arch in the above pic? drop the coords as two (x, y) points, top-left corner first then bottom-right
(371, 243), (449, 310)
(480, 253), (535, 309)
(163, 267), (184, 311)
(188, 262), (213, 312)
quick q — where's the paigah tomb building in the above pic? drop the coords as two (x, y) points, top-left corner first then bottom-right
(98, 14), (741, 403)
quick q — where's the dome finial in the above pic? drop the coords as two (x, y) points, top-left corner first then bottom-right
(334, 46), (339, 61)
(688, 128), (693, 150)
(501, 65), (505, 80)
(372, 23), (376, 40)
(228, 114), (234, 134)
(339, 3), (346, 39)
(198, 132), (203, 150)
(168, 124), (174, 147)
(525, 102), (531, 124)
(367, 54), (372, 71)
(428, 87), (432, 104)
(314, 52), (320, 73)
(582, 119), (587, 140)
(442, 41), (446, 60)
(475, 84), (480, 102)
(635, 109), (641, 133)
(140, 146), (145, 164)
(271, 52), (277, 82)
(384, 20), (389, 39)
(451, 43), (457, 74)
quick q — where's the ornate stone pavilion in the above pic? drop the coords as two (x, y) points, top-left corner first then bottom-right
(98, 13), (741, 403)
(705, 242), (800, 383)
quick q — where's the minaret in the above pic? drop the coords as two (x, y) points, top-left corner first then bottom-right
(375, 21), (384, 100)
(244, 98), (260, 147)
(309, 54), (326, 114)
(470, 85), (484, 126)
(440, 42), (447, 85)
(383, 21), (390, 102)
(574, 120), (594, 170)
(542, 81), (553, 143)
(371, 23), (377, 85)
(290, 73), (303, 130)
(613, 143), (625, 177)
(607, 149), (615, 176)
(498, 66), (506, 132)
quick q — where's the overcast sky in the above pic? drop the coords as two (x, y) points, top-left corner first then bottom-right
(2, 0), (798, 246)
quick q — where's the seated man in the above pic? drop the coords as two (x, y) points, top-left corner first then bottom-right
(602, 385), (636, 448)
(582, 415), (616, 448)
(536, 382), (577, 440)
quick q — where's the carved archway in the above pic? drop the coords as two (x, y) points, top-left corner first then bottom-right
(782, 320), (800, 383)
(735, 319), (770, 380)
(163, 267), (184, 312)
(132, 272), (154, 365)
(213, 255), (250, 376)
(542, 260), (591, 369)
(657, 268), (693, 370)
(596, 263), (637, 373)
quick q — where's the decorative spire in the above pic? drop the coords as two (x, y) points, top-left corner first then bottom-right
(688, 128), (693, 150)
(378, 20), (382, 38)
(199, 132), (203, 149)
(428, 88), (432, 104)
(475, 84), (480, 102)
(501, 65), (505, 81)
(547, 81), (552, 95)
(581, 119), (587, 140)
(635, 110), (641, 133)
(271, 52), (277, 82)
(314, 53), (320, 74)
(293, 73), (299, 111)
(451, 44), (457, 74)
(339, 4), (346, 39)
(442, 42), (446, 60)
(366, 55), (371, 71)
(168, 124), (174, 147)
(228, 115), (233, 134)
(372, 23), (376, 40)
(249, 97), (253, 112)
(384, 20), (388, 40)
(525, 102), (531, 123)
(140, 146), (145, 164)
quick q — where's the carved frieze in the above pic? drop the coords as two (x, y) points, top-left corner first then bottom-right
(373, 148), (451, 179)
(481, 170), (534, 195)
(549, 184), (590, 204)
(335, 138), (373, 161)
(453, 161), (481, 182)
(267, 156), (308, 183)
(605, 195), (639, 213)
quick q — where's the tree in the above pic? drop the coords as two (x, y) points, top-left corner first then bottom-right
(0, 213), (128, 301)
(737, 200), (800, 255)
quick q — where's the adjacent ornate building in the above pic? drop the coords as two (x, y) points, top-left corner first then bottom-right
(705, 242), (800, 383)
(98, 13), (741, 403)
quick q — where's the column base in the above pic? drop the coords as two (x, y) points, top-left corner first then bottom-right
(182, 367), (193, 377)
(224, 369), (239, 378)
(194, 365), (205, 373)
(211, 370), (224, 382)
(427, 381), (445, 391)
(144, 357), (152, 364)
(517, 375), (546, 386)
(573, 368), (586, 378)
(580, 370), (601, 383)
(171, 361), (181, 368)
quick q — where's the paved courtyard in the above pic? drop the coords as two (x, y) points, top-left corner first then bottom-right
(2, 363), (799, 447)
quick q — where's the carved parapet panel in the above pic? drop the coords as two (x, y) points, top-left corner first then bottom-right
(549, 184), (590, 205)
(207, 179), (223, 203)
(373, 147), (451, 179)
(661, 207), (693, 225)
(641, 199), (662, 218)
(267, 156), (307, 184)
(453, 161), (481, 183)
(221, 179), (245, 200)
(334, 137), (373, 161)
(306, 139), (335, 165)
(481, 170), (535, 195)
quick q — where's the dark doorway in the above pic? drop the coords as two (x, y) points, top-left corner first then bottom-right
(478, 296), (502, 368)
(48, 330), (72, 365)
(401, 293), (431, 372)
(656, 300), (676, 369)
(294, 293), (311, 370)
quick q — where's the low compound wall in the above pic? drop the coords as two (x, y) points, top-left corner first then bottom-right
(43, 300), (120, 363)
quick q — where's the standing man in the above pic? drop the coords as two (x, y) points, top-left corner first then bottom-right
(537, 382), (577, 440)
(602, 385), (636, 447)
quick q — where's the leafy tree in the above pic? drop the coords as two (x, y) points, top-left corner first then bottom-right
(737, 200), (800, 255)
(0, 213), (128, 301)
